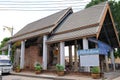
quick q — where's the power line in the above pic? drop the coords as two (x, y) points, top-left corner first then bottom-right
(0, 0), (87, 3)
(0, 7), (83, 11)
(0, 5), (84, 8)
(0, 0), (88, 11)
(0, 3), (87, 5)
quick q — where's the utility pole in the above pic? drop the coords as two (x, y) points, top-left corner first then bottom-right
(3, 26), (13, 57)
(3, 26), (13, 37)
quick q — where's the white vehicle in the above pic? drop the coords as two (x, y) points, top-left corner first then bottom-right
(0, 55), (12, 73)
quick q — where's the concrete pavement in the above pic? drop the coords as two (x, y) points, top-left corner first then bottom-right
(10, 71), (120, 80)
(104, 70), (120, 80)
(2, 75), (52, 80)
(113, 76), (120, 80)
(11, 71), (101, 80)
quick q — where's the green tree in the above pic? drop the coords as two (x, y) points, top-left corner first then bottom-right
(85, 0), (120, 58)
(0, 37), (10, 54)
(86, 0), (107, 8)
(86, 0), (120, 34)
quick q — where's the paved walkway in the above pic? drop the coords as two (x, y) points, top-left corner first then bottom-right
(11, 71), (120, 80)
(113, 76), (120, 80)
(11, 71), (101, 80)
(104, 70), (120, 80)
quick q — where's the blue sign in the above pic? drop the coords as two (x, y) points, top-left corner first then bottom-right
(78, 48), (108, 55)
(78, 48), (99, 55)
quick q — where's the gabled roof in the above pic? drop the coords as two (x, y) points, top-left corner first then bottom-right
(48, 2), (107, 43)
(10, 7), (73, 42)
(54, 2), (107, 34)
(47, 2), (120, 48)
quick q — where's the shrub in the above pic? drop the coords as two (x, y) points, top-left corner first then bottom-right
(34, 63), (42, 71)
(91, 66), (100, 74)
(16, 65), (20, 69)
(56, 64), (64, 72)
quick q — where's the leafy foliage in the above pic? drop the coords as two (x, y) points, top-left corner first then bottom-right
(16, 65), (20, 70)
(56, 64), (65, 72)
(91, 66), (100, 73)
(0, 37), (10, 54)
(34, 63), (42, 71)
(0, 37), (10, 48)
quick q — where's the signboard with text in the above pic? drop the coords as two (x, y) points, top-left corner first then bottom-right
(80, 54), (99, 66)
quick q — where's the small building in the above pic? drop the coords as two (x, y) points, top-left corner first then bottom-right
(8, 2), (119, 72)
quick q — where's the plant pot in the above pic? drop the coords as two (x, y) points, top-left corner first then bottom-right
(57, 71), (64, 76)
(91, 73), (100, 79)
(15, 69), (21, 73)
(35, 70), (41, 74)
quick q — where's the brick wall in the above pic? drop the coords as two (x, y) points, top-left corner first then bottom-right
(25, 46), (43, 70)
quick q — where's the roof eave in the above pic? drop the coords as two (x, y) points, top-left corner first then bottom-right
(47, 34), (96, 44)
(97, 2), (109, 39)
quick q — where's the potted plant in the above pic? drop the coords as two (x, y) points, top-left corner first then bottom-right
(91, 66), (100, 79)
(15, 65), (21, 72)
(56, 64), (65, 76)
(34, 63), (42, 74)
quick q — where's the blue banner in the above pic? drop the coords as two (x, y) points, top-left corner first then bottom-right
(78, 48), (108, 55)
(78, 48), (99, 55)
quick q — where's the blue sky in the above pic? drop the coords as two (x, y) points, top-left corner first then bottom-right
(0, 0), (91, 43)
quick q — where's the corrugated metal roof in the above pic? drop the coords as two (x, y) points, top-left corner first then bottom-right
(13, 8), (72, 38)
(55, 2), (107, 34)
(48, 26), (99, 43)
(10, 7), (72, 42)
(10, 27), (54, 42)
(47, 2), (107, 43)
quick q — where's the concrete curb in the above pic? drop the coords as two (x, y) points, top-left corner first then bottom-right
(11, 72), (75, 80)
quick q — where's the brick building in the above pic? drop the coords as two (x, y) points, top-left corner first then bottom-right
(6, 2), (120, 72)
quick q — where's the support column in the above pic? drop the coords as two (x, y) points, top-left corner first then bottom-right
(111, 50), (115, 71)
(43, 35), (48, 70)
(83, 38), (88, 49)
(105, 55), (109, 72)
(74, 40), (78, 71)
(20, 40), (25, 69)
(69, 45), (72, 66)
(83, 38), (90, 72)
(60, 42), (65, 67)
(8, 44), (11, 57)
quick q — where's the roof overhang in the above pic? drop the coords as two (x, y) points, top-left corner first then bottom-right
(47, 26), (98, 44)
(97, 3), (120, 48)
